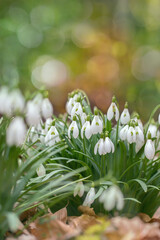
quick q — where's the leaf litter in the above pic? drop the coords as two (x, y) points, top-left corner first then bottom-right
(6, 206), (160, 240)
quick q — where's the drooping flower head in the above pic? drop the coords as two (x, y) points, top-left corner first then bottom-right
(144, 132), (155, 160)
(6, 117), (27, 147)
(36, 164), (46, 177)
(81, 116), (92, 139)
(91, 107), (103, 135)
(41, 98), (53, 119)
(83, 187), (96, 207)
(45, 120), (60, 146)
(147, 124), (157, 139)
(68, 116), (79, 139)
(99, 185), (124, 211)
(74, 181), (85, 197)
(107, 96), (119, 122)
(120, 102), (130, 125)
(26, 100), (41, 126)
(94, 132), (115, 155)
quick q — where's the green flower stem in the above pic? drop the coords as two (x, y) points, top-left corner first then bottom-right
(78, 89), (90, 107)
(114, 119), (120, 174)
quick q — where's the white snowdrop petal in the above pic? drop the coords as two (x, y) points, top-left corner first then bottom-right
(135, 139), (144, 153)
(120, 108), (130, 125)
(45, 126), (60, 146)
(83, 187), (95, 207)
(119, 125), (129, 141)
(79, 182), (85, 197)
(36, 164), (46, 176)
(110, 140), (115, 153)
(115, 105), (119, 121)
(94, 142), (99, 155)
(73, 123), (79, 139)
(71, 102), (83, 118)
(144, 139), (155, 160)
(116, 189), (124, 210)
(81, 112), (87, 125)
(98, 139), (104, 155)
(135, 126), (144, 142)
(6, 117), (27, 146)
(107, 104), (114, 121)
(68, 121), (79, 139)
(41, 98), (53, 119)
(26, 101), (41, 126)
(104, 137), (111, 153)
(147, 124), (157, 138)
(127, 127), (136, 144)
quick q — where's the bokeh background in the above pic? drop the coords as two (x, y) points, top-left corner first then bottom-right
(0, 0), (160, 120)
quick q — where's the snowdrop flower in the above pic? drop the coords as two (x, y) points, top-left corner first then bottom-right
(83, 187), (95, 207)
(81, 112), (87, 125)
(32, 93), (43, 108)
(41, 98), (53, 119)
(10, 89), (25, 114)
(66, 93), (80, 114)
(104, 137), (115, 153)
(91, 115), (103, 134)
(133, 116), (143, 131)
(81, 118), (92, 139)
(29, 126), (39, 143)
(119, 125), (129, 141)
(74, 181), (84, 197)
(36, 164), (46, 176)
(45, 125), (60, 146)
(135, 125), (144, 142)
(99, 186), (124, 211)
(147, 124), (157, 138)
(144, 133), (155, 160)
(45, 118), (53, 132)
(135, 124), (144, 152)
(120, 103), (130, 125)
(127, 126), (136, 144)
(158, 114), (160, 125)
(26, 101), (41, 126)
(6, 117), (27, 146)
(68, 117), (79, 139)
(107, 97), (119, 121)
(94, 134), (115, 155)
(71, 102), (83, 119)
(66, 97), (75, 115)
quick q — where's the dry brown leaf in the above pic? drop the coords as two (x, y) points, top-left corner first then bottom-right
(20, 207), (37, 222)
(68, 214), (99, 231)
(29, 214), (78, 240)
(153, 207), (160, 219)
(105, 216), (160, 240)
(52, 207), (68, 223)
(78, 205), (96, 216)
(139, 213), (151, 223)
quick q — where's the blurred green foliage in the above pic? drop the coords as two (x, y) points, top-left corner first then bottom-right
(0, 0), (160, 120)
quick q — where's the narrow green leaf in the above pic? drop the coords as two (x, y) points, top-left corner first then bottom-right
(129, 179), (148, 192)
(124, 198), (141, 204)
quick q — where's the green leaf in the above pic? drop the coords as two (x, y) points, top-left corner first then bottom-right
(94, 187), (105, 200)
(124, 198), (141, 204)
(129, 179), (148, 192)
(148, 185), (160, 191)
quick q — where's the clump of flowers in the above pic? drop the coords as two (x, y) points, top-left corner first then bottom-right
(0, 86), (160, 237)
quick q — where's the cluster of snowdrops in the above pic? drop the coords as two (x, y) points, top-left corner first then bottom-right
(0, 86), (160, 214)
